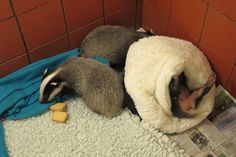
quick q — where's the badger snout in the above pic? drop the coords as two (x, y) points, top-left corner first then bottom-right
(39, 99), (46, 104)
(39, 97), (48, 104)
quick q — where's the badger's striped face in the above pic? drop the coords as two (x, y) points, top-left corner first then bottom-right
(39, 68), (65, 103)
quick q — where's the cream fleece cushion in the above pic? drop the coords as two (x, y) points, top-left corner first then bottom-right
(124, 36), (215, 133)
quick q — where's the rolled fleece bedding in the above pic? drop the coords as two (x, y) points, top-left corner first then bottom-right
(124, 36), (216, 134)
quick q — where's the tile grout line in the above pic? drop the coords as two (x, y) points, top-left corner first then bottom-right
(167, 0), (173, 35)
(0, 16), (14, 23)
(8, 0), (32, 63)
(210, 5), (236, 25)
(197, 2), (209, 46)
(145, 0), (169, 15)
(197, 4), (236, 46)
(60, 0), (71, 49)
(138, 0), (144, 29)
(0, 53), (28, 66)
(134, 0), (138, 29)
(14, 0), (54, 16)
(29, 35), (67, 53)
(101, 0), (106, 25)
(68, 18), (104, 35)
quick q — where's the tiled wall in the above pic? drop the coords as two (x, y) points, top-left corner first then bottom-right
(0, 0), (235, 97)
(143, 0), (236, 97)
(0, 0), (140, 77)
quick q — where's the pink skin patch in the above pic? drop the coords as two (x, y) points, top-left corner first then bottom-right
(177, 73), (216, 114)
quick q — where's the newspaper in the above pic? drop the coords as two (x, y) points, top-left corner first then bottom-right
(170, 85), (236, 157)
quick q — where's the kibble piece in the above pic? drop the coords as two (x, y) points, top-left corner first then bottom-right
(52, 111), (68, 123)
(50, 103), (66, 111)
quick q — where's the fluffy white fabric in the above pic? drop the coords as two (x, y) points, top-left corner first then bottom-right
(3, 98), (188, 157)
(124, 36), (216, 134)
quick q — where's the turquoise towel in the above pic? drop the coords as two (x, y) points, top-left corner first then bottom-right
(93, 56), (110, 65)
(0, 49), (79, 157)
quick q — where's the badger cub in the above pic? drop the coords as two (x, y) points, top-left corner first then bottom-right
(81, 25), (153, 68)
(39, 57), (124, 118)
(169, 73), (216, 118)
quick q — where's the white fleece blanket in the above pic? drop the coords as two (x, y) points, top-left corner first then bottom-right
(125, 36), (216, 134)
(3, 98), (188, 157)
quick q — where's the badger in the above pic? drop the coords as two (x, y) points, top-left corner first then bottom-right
(80, 25), (153, 69)
(169, 72), (216, 118)
(39, 57), (124, 118)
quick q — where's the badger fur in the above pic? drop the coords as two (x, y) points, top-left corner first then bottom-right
(169, 73), (216, 118)
(80, 25), (153, 68)
(39, 57), (124, 118)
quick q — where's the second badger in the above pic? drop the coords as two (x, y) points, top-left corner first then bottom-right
(39, 57), (124, 118)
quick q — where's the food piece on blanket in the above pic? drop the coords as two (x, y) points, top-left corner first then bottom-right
(52, 111), (68, 123)
(80, 25), (153, 69)
(50, 103), (67, 111)
(170, 73), (216, 118)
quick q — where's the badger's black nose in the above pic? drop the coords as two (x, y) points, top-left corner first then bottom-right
(39, 98), (47, 104)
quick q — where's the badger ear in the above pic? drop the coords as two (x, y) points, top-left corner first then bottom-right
(44, 68), (48, 75)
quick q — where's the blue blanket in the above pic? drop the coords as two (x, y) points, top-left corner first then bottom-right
(0, 49), (79, 157)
